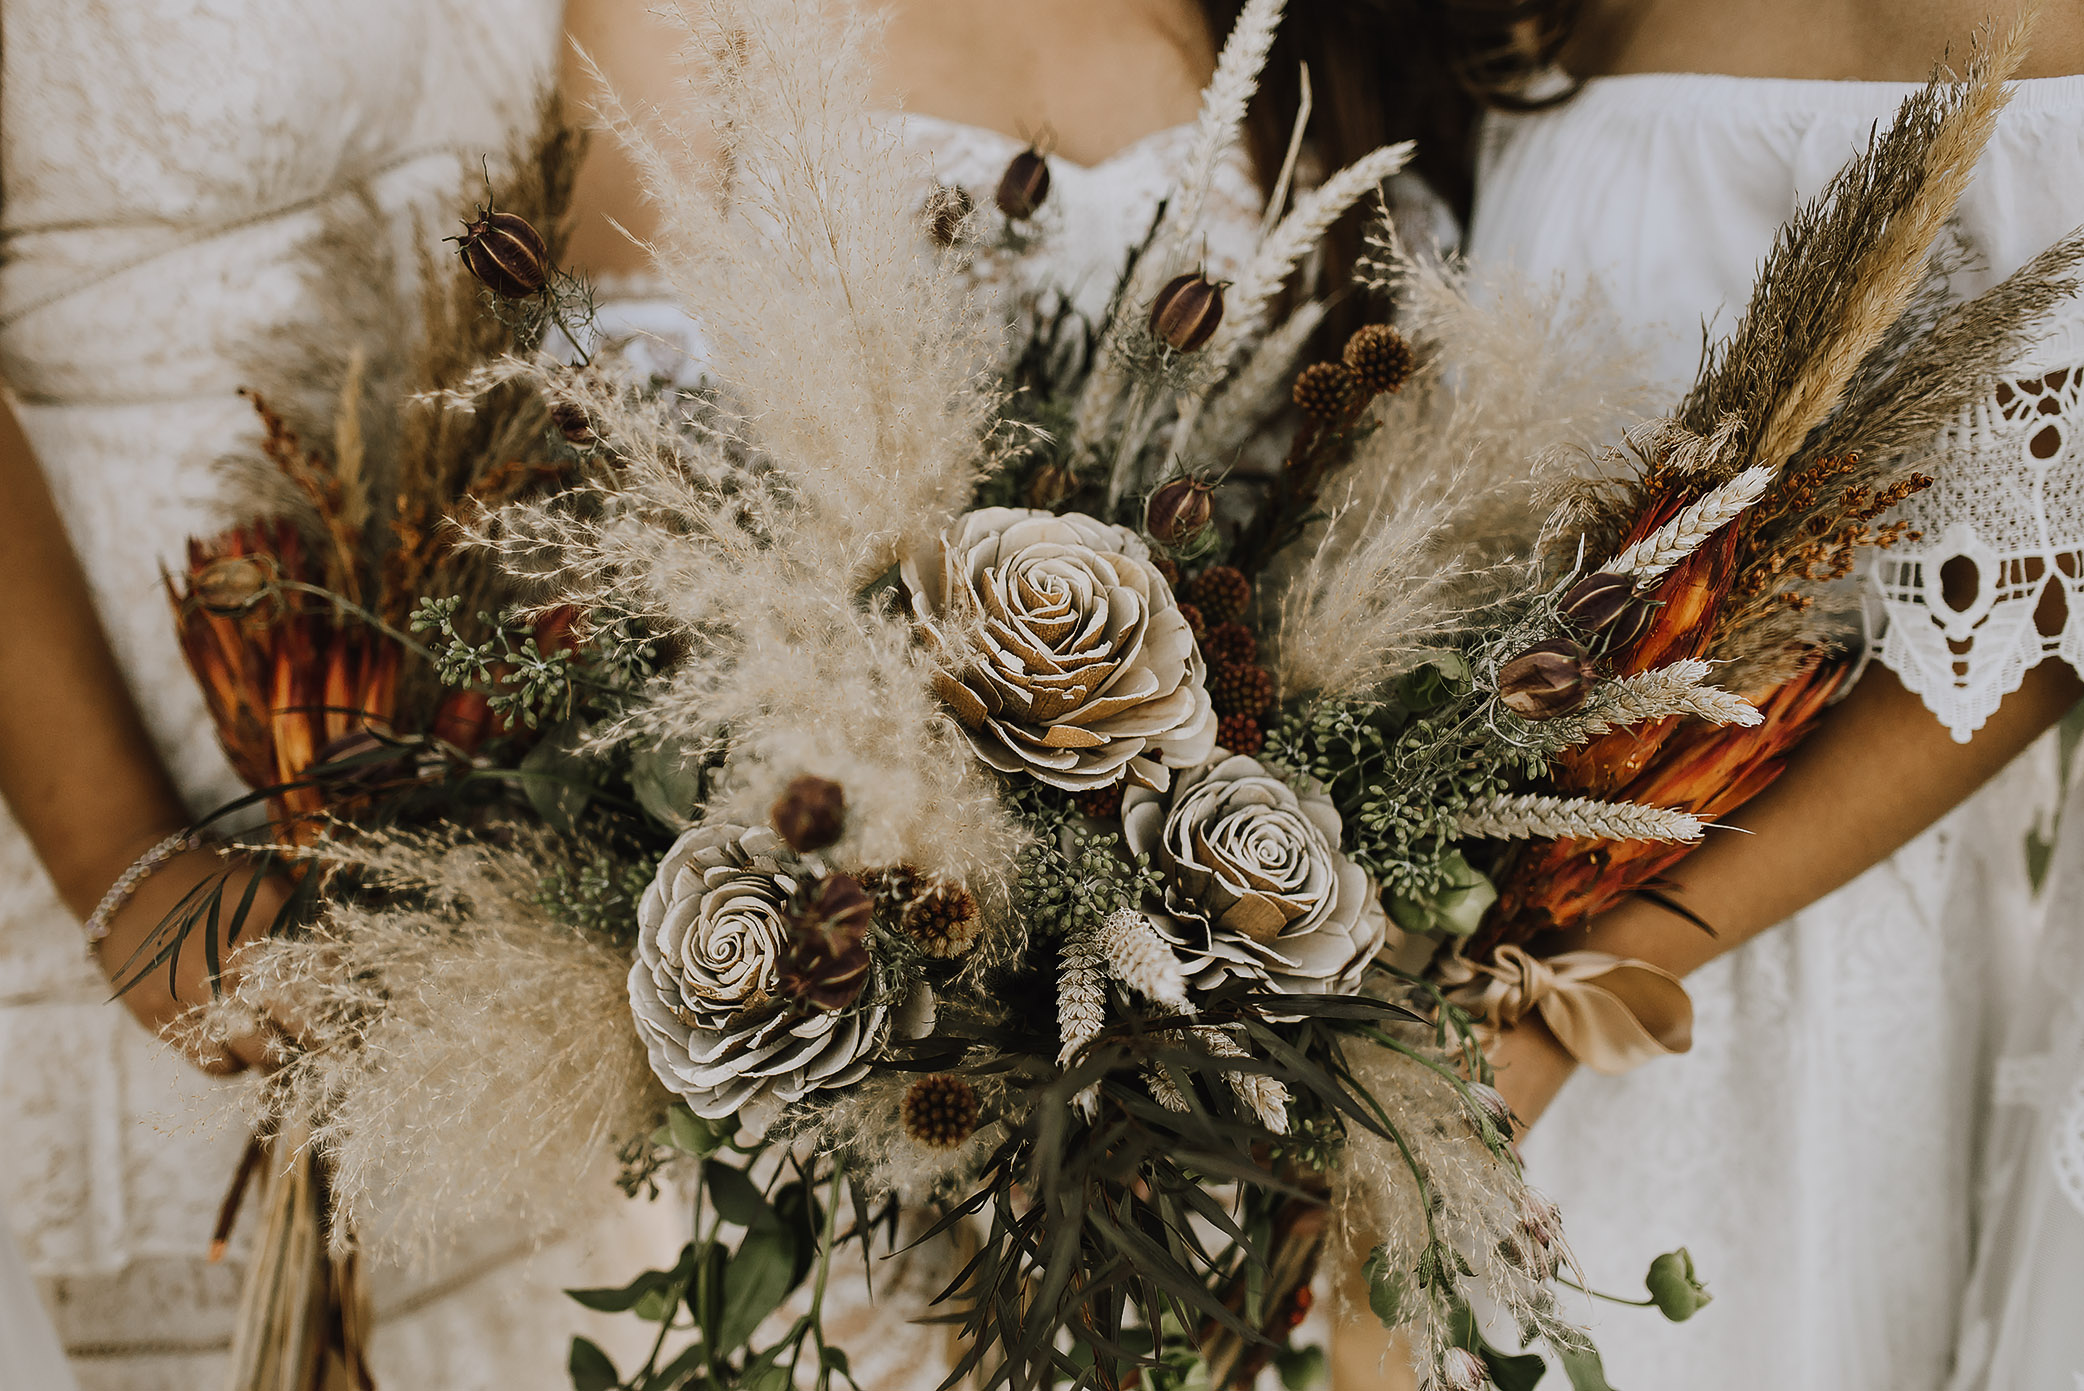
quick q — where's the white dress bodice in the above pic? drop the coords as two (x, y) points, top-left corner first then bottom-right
(1472, 73), (2084, 1390)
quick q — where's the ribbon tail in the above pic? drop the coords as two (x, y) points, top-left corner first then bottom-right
(1535, 960), (1694, 1075)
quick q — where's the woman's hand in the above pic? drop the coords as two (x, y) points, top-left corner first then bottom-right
(89, 838), (291, 1075)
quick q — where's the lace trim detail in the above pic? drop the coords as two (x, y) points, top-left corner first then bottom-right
(1869, 314), (2084, 741)
(2056, 1069), (2084, 1222)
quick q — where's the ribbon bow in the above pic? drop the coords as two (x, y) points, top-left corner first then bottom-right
(1444, 945), (1693, 1075)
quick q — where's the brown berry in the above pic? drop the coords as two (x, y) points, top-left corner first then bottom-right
(1144, 477), (1215, 546)
(900, 880), (983, 959)
(453, 208), (551, 299)
(771, 774), (846, 852)
(778, 874), (874, 1011)
(1216, 712), (1265, 756)
(1176, 602), (1206, 639)
(923, 184), (973, 246)
(1292, 361), (1359, 421)
(1496, 639), (1590, 720)
(1210, 662), (1274, 718)
(1075, 782), (1125, 821)
(1342, 324), (1415, 396)
(191, 556), (273, 615)
(995, 147), (1051, 219)
(1151, 554), (1181, 588)
(1202, 621), (1257, 668)
(1180, 565), (1251, 625)
(1149, 272), (1226, 353)
(901, 1074), (980, 1148)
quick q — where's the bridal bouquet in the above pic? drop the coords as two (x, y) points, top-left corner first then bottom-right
(152, 3), (2078, 1389)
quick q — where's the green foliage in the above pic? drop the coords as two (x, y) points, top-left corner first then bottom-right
(412, 596), (659, 732)
(1645, 1248), (1712, 1322)
(538, 851), (654, 940)
(1005, 781), (1166, 938)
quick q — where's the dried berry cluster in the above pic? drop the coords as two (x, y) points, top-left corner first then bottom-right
(863, 865), (984, 960)
(901, 1073), (980, 1148)
(1291, 323), (1415, 424)
(1732, 455), (1934, 610)
(1177, 565), (1273, 755)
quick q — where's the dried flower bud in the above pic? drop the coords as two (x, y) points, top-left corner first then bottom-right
(1518, 1191), (1561, 1248)
(1557, 572), (1638, 634)
(1144, 477), (1215, 546)
(901, 1073), (980, 1148)
(191, 556), (272, 615)
(550, 401), (594, 446)
(1026, 461), (1079, 510)
(1292, 361), (1359, 421)
(1439, 1347), (1490, 1391)
(1149, 272), (1226, 352)
(771, 774), (846, 852)
(900, 879), (983, 959)
(1496, 639), (1589, 720)
(1645, 1247), (1713, 1322)
(995, 147), (1051, 219)
(453, 208), (551, 299)
(922, 184), (973, 246)
(1343, 323), (1415, 396)
(1464, 1080), (1516, 1136)
(778, 874), (874, 1010)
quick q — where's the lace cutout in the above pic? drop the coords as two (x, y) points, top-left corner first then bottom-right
(1870, 314), (2084, 740)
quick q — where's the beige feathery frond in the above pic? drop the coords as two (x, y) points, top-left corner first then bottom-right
(333, 346), (370, 542)
(1603, 466), (1773, 580)
(1456, 793), (1705, 844)
(1190, 1025), (1291, 1134)
(1057, 928), (1109, 1067)
(1148, 0), (1285, 283)
(1175, 298), (1324, 464)
(1096, 908), (1191, 1010)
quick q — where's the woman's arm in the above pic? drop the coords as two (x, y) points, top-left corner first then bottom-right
(0, 397), (273, 1072)
(1488, 658), (2084, 1123)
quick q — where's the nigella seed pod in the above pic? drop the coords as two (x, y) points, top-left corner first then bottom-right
(1557, 571), (1638, 634)
(1149, 272), (1226, 352)
(771, 774), (846, 852)
(778, 874), (874, 1011)
(1605, 594), (1659, 654)
(1144, 477), (1215, 545)
(922, 184), (973, 246)
(550, 402), (594, 446)
(1496, 638), (1590, 720)
(454, 207), (551, 299)
(995, 147), (1051, 219)
(191, 556), (273, 615)
(1464, 1081), (1516, 1136)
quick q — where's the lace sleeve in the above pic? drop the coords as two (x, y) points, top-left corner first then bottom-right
(1867, 312), (2084, 741)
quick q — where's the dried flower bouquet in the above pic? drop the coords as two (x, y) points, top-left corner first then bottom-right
(146, 3), (2080, 1390)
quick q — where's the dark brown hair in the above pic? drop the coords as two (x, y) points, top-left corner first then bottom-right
(1198, 0), (1582, 305)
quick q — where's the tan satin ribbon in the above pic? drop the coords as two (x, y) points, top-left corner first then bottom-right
(1444, 945), (1693, 1075)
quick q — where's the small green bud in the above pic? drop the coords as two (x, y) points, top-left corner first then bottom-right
(1645, 1247), (1712, 1321)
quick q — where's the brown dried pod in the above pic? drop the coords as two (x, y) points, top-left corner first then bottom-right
(1210, 662), (1274, 718)
(1342, 323), (1415, 396)
(191, 556), (273, 615)
(1180, 564), (1251, 626)
(550, 401), (595, 446)
(1216, 712), (1265, 756)
(994, 147), (1051, 219)
(1292, 361), (1359, 422)
(778, 874), (874, 1011)
(922, 184), (974, 246)
(1557, 571), (1638, 634)
(1496, 638), (1590, 720)
(1144, 476), (1215, 546)
(453, 208), (551, 299)
(771, 773), (846, 852)
(1148, 272), (1226, 352)
(900, 880), (983, 959)
(901, 1074), (980, 1148)
(1026, 460), (1079, 510)
(1604, 595), (1659, 654)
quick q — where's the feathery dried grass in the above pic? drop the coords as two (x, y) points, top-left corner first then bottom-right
(203, 827), (669, 1262)
(1270, 232), (1653, 698)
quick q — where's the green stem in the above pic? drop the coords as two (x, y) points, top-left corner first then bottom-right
(1552, 1274), (1656, 1309)
(276, 580), (439, 661)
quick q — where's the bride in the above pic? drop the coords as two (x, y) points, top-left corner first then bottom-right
(3, 1), (2079, 1388)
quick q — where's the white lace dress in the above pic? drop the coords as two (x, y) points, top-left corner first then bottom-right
(1471, 73), (2084, 1389)
(0, 4), (683, 1387)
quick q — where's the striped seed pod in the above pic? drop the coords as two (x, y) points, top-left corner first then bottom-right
(454, 208), (550, 299)
(995, 147), (1051, 219)
(1149, 272), (1225, 352)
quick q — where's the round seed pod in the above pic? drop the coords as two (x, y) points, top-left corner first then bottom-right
(191, 556), (273, 615)
(550, 402), (595, 446)
(1557, 571), (1637, 634)
(771, 774), (846, 852)
(900, 880), (983, 959)
(1144, 477), (1215, 546)
(777, 874), (873, 1011)
(454, 208), (551, 299)
(1202, 621), (1257, 669)
(1496, 638), (1590, 720)
(994, 147), (1051, 219)
(1210, 662), (1274, 718)
(1180, 565), (1251, 626)
(922, 184), (973, 246)
(1342, 323), (1415, 396)
(1292, 361), (1359, 422)
(1216, 712), (1265, 756)
(901, 1074), (980, 1149)
(1148, 272), (1226, 352)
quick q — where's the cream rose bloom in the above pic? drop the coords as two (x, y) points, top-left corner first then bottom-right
(629, 823), (888, 1128)
(1123, 752), (1387, 994)
(900, 508), (1216, 791)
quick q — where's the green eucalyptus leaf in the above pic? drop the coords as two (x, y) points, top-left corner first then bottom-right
(630, 747), (706, 830)
(567, 1336), (618, 1391)
(689, 1241), (728, 1350)
(638, 1341), (707, 1391)
(1396, 653), (1473, 712)
(717, 1223), (798, 1352)
(567, 1261), (681, 1313)
(656, 1105), (730, 1159)
(1645, 1248), (1712, 1322)
(740, 1344), (793, 1391)
(1483, 1346), (1550, 1391)
(1362, 1245), (1408, 1328)
(702, 1160), (774, 1230)
(1388, 849), (1497, 938)
(772, 1181), (824, 1288)
(1559, 1343), (1620, 1391)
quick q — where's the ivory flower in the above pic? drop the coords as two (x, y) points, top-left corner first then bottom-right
(901, 508), (1216, 791)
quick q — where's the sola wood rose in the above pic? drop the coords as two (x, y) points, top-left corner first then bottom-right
(901, 508), (1216, 791)
(1125, 753), (1388, 993)
(630, 823), (919, 1131)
